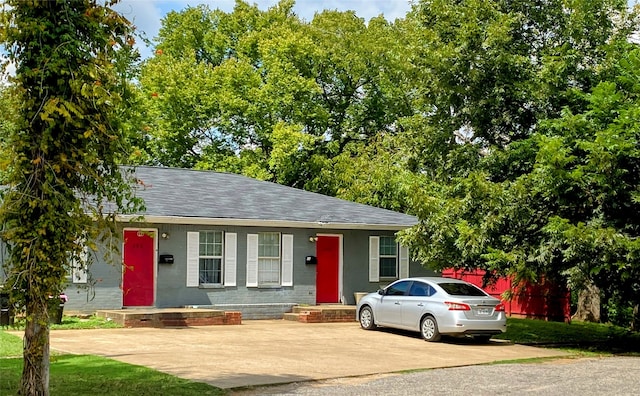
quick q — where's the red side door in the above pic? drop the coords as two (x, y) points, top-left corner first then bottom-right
(316, 235), (340, 304)
(122, 229), (155, 307)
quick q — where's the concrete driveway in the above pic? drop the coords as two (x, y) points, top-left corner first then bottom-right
(47, 320), (569, 389)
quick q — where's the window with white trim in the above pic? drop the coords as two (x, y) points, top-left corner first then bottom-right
(66, 241), (88, 284)
(199, 231), (223, 285)
(258, 232), (280, 286)
(246, 233), (294, 287)
(186, 231), (237, 288)
(369, 236), (409, 282)
(379, 236), (397, 278)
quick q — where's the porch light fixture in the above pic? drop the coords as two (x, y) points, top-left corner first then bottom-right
(161, 232), (170, 239)
(308, 236), (318, 243)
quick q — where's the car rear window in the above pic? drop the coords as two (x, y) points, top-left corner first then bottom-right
(438, 283), (487, 296)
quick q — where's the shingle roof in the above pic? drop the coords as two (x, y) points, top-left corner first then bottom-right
(124, 166), (417, 230)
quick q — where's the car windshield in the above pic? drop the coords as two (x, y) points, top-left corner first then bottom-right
(438, 282), (487, 296)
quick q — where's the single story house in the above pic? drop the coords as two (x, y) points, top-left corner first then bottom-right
(2, 166), (434, 319)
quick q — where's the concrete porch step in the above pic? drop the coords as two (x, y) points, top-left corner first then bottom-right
(283, 312), (303, 321)
(96, 308), (242, 328)
(284, 305), (356, 323)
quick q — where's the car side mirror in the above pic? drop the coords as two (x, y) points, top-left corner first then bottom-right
(377, 289), (385, 295)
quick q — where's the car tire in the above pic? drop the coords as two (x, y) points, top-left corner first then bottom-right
(420, 315), (441, 342)
(474, 335), (492, 343)
(359, 306), (376, 330)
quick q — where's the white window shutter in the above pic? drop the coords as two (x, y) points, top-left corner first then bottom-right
(246, 234), (259, 287)
(369, 236), (380, 282)
(186, 232), (200, 287)
(281, 234), (294, 286)
(224, 232), (237, 287)
(399, 244), (409, 279)
(73, 246), (88, 284)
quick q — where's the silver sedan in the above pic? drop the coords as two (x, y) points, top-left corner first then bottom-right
(356, 277), (507, 342)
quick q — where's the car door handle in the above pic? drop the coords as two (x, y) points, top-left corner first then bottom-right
(394, 301), (401, 305)
(417, 303), (424, 307)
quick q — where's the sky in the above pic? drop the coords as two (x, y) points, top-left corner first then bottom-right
(1, 0), (637, 77)
(113, 0), (415, 59)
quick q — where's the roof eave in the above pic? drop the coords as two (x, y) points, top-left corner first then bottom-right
(116, 215), (415, 231)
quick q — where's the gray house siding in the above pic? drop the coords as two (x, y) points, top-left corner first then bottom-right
(340, 229), (436, 302)
(64, 244), (122, 312)
(59, 223), (434, 319)
(153, 224), (319, 319)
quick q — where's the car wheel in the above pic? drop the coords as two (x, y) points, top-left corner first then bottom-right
(359, 306), (376, 330)
(420, 315), (441, 342)
(474, 335), (492, 343)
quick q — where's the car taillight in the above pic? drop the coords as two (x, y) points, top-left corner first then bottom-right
(445, 301), (471, 311)
(494, 303), (505, 312)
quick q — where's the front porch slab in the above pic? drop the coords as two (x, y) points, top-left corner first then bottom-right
(96, 308), (241, 328)
(283, 305), (356, 323)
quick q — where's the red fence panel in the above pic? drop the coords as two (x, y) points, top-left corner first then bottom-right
(441, 269), (571, 322)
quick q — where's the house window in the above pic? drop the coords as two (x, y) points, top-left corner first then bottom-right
(258, 232), (281, 286)
(66, 240), (88, 284)
(369, 236), (409, 282)
(379, 236), (398, 278)
(199, 231), (223, 284)
(246, 233), (293, 287)
(187, 231), (237, 288)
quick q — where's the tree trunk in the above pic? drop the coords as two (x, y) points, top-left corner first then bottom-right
(571, 282), (601, 323)
(631, 304), (639, 332)
(21, 299), (50, 396)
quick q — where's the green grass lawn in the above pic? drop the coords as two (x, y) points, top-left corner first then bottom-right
(496, 317), (640, 353)
(0, 354), (225, 395)
(50, 315), (123, 330)
(1, 318), (225, 396)
(0, 330), (22, 358)
(5, 314), (123, 331)
(2, 316), (639, 395)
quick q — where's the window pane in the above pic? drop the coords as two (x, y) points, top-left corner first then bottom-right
(438, 283), (487, 297)
(200, 231), (223, 257)
(379, 236), (397, 256)
(380, 257), (397, 278)
(212, 241), (222, 256)
(259, 232), (280, 257)
(386, 281), (410, 296)
(410, 282), (434, 297)
(199, 258), (222, 284)
(199, 232), (208, 255)
(258, 258), (280, 285)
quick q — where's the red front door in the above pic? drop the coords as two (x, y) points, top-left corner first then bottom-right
(123, 229), (155, 307)
(316, 235), (340, 304)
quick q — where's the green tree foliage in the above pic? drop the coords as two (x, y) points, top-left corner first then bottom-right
(0, 85), (19, 184)
(136, 0), (415, 194)
(400, 0), (640, 326)
(539, 51), (640, 324)
(0, 1), (142, 394)
(327, 134), (416, 212)
(403, 0), (636, 179)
